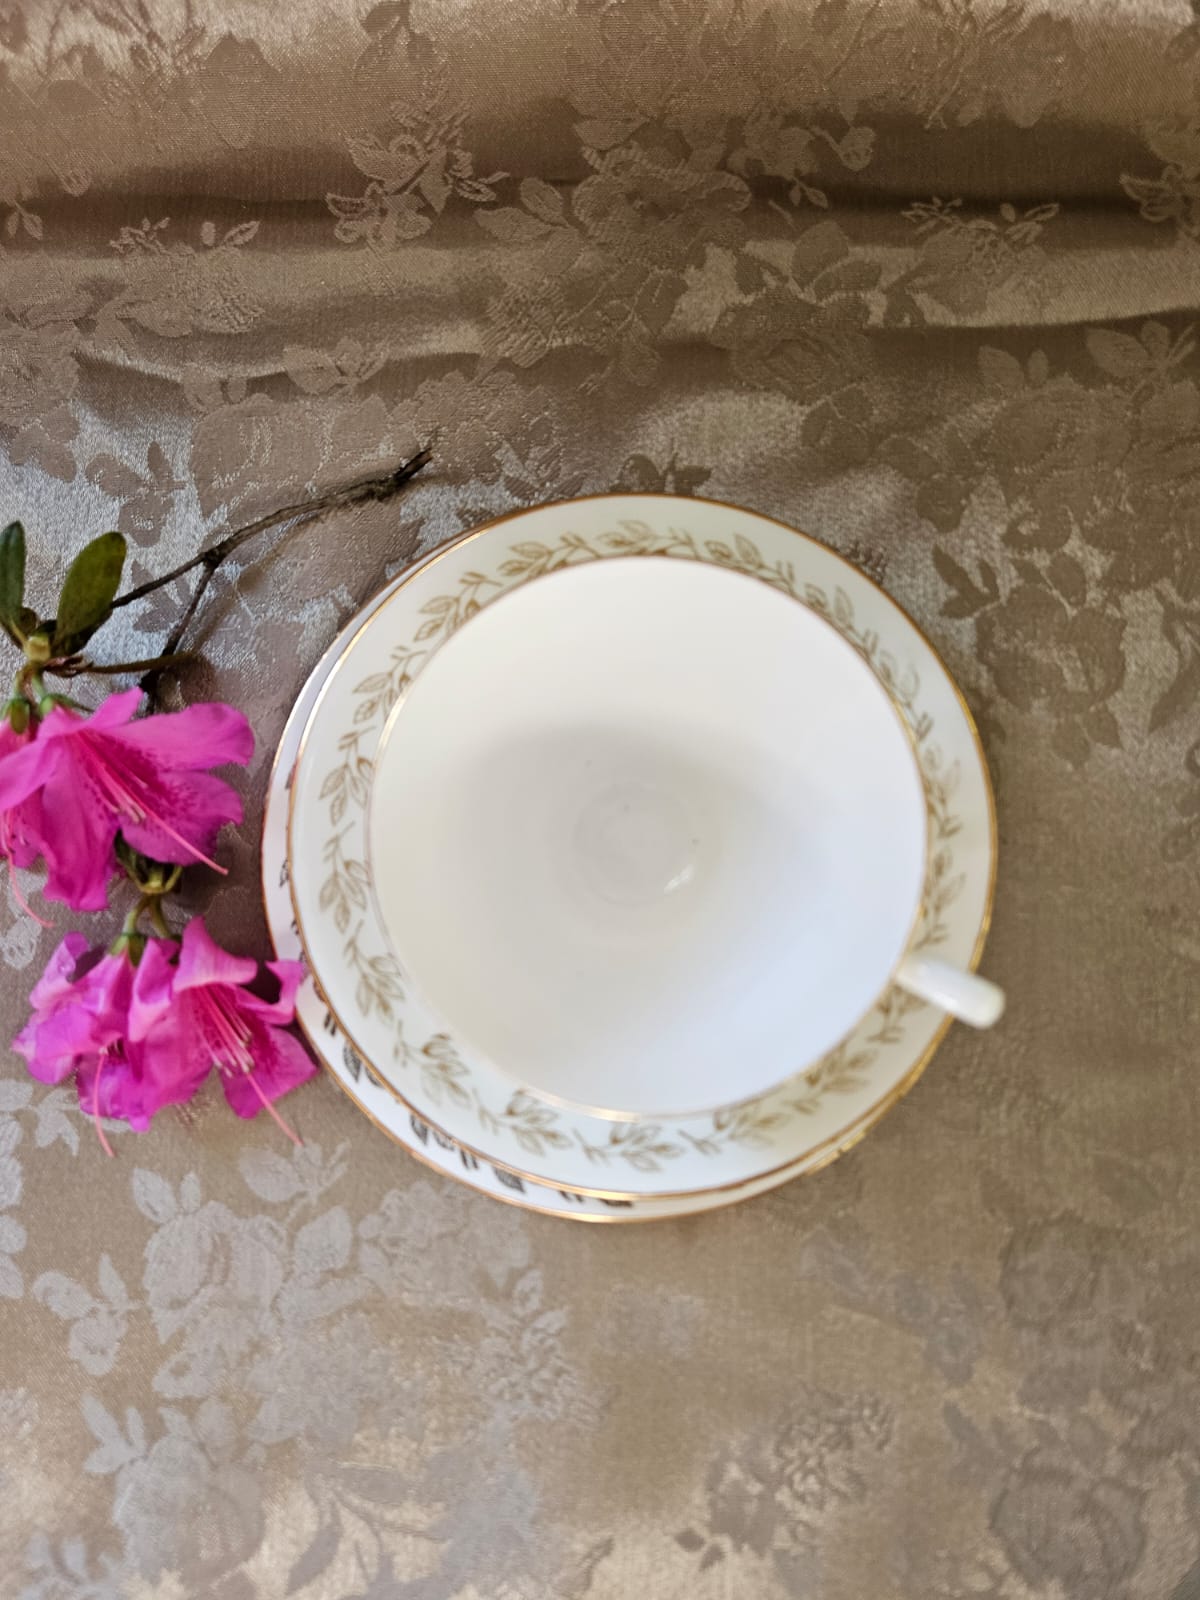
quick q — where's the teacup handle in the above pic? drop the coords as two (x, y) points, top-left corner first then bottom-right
(895, 954), (1005, 1029)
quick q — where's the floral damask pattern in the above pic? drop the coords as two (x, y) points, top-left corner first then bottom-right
(1, 0), (1199, 1596)
(675, 1388), (893, 1586)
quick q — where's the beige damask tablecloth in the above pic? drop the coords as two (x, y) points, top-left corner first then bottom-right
(2, 2), (1199, 1596)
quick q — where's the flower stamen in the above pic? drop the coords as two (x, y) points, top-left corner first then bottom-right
(92, 1050), (115, 1159)
(246, 1069), (302, 1147)
(78, 738), (227, 875)
(198, 987), (255, 1072)
(197, 986), (302, 1146)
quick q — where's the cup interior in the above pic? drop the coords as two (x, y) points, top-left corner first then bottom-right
(368, 557), (928, 1117)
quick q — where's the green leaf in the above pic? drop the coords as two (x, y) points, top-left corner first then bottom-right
(53, 532), (126, 655)
(0, 522), (26, 639)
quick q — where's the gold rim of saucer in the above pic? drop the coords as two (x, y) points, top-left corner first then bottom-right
(285, 493), (998, 1203)
(365, 552), (938, 1124)
(301, 1030), (895, 1223)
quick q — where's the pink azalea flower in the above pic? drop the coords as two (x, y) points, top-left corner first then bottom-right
(14, 921), (312, 1149)
(0, 689), (253, 912)
(13, 932), (186, 1151)
(134, 918), (313, 1140)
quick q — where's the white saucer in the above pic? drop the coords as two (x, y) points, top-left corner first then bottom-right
(287, 495), (996, 1198)
(261, 563), (880, 1222)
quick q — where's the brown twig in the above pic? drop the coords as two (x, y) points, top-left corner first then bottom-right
(111, 448), (432, 612)
(108, 448), (432, 701)
(51, 650), (198, 679)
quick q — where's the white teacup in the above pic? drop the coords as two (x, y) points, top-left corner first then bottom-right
(368, 557), (1003, 1119)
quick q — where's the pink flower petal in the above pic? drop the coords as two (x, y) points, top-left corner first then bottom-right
(134, 1007), (212, 1109)
(219, 1024), (316, 1119)
(82, 687), (144, 731)
(113, 701), (253, 772)
(126, 937), (179, 1043)
(118, 769), (243, 867)
(26, 932), (89, 1010)
(173, 918), (258, 993)
(0, 728), (62, 813)
(35, 754), (121, 911)
(32, 953), (130, 1061)
(14, 936), (125, 1085)
(32, 696), (136, 757)
(13, 1023), (76, 1083)
(75, 1039), (182, 1132)
(237, 959), (307, 1027)
(37, 689), (142, 742)
(3, 785), (47, 871)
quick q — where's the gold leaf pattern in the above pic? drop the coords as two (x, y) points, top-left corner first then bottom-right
(307, 520), (968, 1173)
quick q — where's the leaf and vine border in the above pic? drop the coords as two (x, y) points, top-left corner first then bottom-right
(307, 520), (972, 1174)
